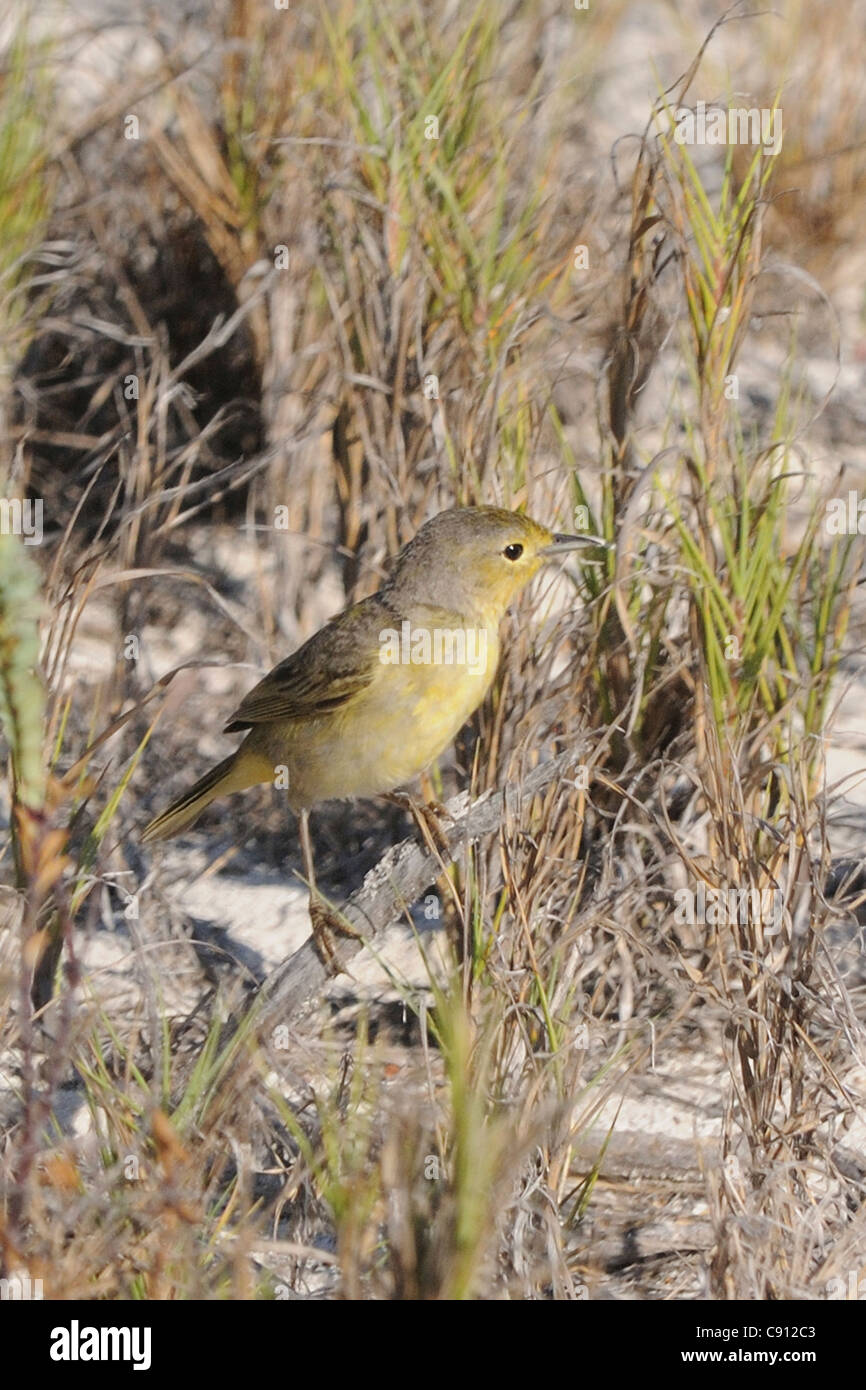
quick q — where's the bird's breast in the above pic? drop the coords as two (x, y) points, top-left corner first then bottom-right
(261, 624), (500, 808)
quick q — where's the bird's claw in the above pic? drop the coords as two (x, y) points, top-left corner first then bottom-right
(309, 894), (361, 977)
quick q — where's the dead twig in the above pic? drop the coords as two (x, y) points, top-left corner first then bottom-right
(249, 747), (589, 1033)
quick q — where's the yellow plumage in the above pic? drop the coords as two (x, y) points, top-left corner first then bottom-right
(141, 507), (601, 842)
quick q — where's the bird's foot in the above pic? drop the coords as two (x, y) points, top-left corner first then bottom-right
(309, 893), (361, 977)
(384, 791), (452, 858)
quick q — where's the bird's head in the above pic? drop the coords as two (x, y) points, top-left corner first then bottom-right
(386, 506), (607, 624)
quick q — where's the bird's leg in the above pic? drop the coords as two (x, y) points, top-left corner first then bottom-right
(383, 781), (452, 860)
(298, 808), (361, 976)
(383, 786), (462, 937)
(418, 770), (451, 824)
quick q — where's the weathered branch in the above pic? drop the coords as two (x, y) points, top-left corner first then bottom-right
(251, 748), (584, 1032)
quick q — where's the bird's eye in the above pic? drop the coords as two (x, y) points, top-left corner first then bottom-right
(503, 543), (524, 561)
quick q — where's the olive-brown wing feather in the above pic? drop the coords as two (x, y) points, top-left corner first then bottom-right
(223, 595), (392, 730)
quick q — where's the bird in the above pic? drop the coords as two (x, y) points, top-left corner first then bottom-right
(142, 506), (606, 965)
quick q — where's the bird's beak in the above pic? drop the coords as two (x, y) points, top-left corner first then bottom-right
(541, 532), (612, 556)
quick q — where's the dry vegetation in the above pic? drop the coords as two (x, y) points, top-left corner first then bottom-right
(2, 0), (866, 1301)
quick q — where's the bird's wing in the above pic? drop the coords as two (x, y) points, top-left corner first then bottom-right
(224, 596), (390, 730)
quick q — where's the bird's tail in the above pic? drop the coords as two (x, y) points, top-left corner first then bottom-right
(141, 751), (263, 842)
